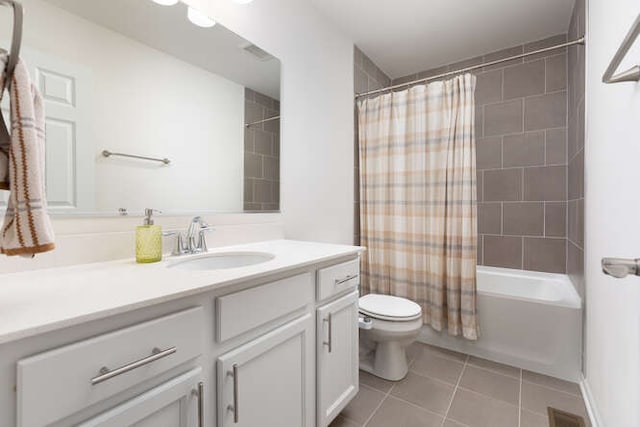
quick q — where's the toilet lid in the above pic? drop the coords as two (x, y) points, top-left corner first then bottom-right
(359, 294), (422, 321)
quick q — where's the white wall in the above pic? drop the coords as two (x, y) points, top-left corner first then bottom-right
(584, 0), (640, 425)
(190, 0), (355, 244)
(22, 0), (245, 214)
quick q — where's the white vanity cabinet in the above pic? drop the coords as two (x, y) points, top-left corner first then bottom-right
(216, 314), (314, 427)
(0, 244), (362, 427)
(315, 259), (361, 427)
(77, 368), (204, 427)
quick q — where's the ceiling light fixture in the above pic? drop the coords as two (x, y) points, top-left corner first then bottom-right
(151, 0), (179, 6)
(187, 6), (216, 28)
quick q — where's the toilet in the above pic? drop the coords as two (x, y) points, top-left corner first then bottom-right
(358, 294), (423, 381)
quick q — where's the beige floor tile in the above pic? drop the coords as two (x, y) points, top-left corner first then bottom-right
(522, 370), (581, 395)
(458, 365), (520, 405)
(359, 370), (395, 393)
(520, 409), (548, 427)
(406, 342), (422, 363)
(447, 388), (519, 427)
(390, 371), (455, 415)
(521, 381), (588, 419)
(366, 396), (443, 427)
(340, 385), (386, 424)
(410, 349), (465, 384)
(467, 356), (521, 378)
(329, 414), (362, 427)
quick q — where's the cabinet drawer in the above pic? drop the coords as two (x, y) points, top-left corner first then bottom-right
(17, 307), (204, 427)
(317, 259), (360, 301)
(216, 273), (313, 342)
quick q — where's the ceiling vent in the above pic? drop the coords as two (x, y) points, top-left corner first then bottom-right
(241, 43), (274, 61)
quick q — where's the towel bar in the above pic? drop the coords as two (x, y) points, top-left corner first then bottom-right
(102, 150), (171, 165)
(602, 13), (640, 84)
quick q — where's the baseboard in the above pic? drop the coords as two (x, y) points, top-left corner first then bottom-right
(580, 376), (603, 427)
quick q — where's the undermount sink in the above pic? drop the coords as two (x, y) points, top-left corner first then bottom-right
(168, 252), (275, 271)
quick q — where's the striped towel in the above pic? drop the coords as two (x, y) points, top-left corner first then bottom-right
(0, 51), (55, 256)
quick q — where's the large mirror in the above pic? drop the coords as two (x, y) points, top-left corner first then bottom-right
(0, 0), (281, 216)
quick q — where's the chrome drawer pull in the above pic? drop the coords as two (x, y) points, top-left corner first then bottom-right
(323, 314), (333, 353)
(227, 364), (239, 423)
(91, 346), (176, 385)
(335, 274), (358, 286)
(192, 381), (204, 427)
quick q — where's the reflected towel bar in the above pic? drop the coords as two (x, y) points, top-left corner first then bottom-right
(102, 150), (170, 165)
(245, 115), (280, 127)
(602, 13), (640, 84)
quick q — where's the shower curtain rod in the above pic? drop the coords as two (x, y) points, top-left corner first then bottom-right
(355, 37), (586, 99)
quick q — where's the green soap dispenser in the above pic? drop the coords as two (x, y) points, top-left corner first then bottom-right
(136, 208), (162, 263)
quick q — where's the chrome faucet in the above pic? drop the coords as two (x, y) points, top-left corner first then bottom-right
(186, 216), (214, 253)
(164, 216), (215, 256)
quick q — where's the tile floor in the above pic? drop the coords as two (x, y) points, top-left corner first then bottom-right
(331, 342), (589, 427)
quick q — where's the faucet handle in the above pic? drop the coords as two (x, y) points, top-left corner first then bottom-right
(163, 230), (186, 256)
(197, 227), (215, 253)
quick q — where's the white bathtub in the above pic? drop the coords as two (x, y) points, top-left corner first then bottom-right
(419, 266), (583, 381)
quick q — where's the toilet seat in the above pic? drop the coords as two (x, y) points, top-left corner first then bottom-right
(359, 294), (422, 321)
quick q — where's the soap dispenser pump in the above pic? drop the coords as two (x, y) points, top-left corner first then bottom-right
(136, 208), (162, 263)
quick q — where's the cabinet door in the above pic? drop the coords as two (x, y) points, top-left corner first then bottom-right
(317, 291), (359, 427)
(77, 368), (204, 427)
(217, 314), (314, 427)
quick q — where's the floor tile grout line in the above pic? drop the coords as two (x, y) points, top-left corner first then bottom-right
(464, 360), (522, 380)
(440, 354), (469, 426)
(518, 368), (523, 427)
(361, 370), (397, 427)
(521, 378), (582, 397)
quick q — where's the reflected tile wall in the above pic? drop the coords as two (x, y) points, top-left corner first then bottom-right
(244, 88), (280, 211)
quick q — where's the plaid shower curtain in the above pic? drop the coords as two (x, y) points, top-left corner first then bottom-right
(357, 74), (479, 340)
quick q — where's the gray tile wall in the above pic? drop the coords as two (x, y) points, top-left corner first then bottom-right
(244, 88), (280, 211)
(393, 35), (570, 273)
(567, 0), (586, 297)
(354, 47), (392, 244)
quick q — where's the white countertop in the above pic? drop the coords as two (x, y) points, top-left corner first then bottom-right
(0, 240), (363, 345)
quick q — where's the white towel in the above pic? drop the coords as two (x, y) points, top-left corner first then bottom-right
(0, 51), (55, 256)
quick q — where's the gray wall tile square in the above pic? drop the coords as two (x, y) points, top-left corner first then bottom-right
(503, 132), (545, 167)
(546, 54), (567, 92)
(484, 99), (523, 136)
(503, 60), (545, 99)
(484, 169), (523, 201)
(524, 166), (566, 201)
(475, 70), (503, 105)
(478, 202), (502, 234)
(476, 171), (484, 202)
(545, 128), (567, 165)
(545, 202), (567, 237)
(568, 149), (584, 200)
(503, 202), (544, 236)
(524, 92), (567, 131)
(477, 137), (502, 170)
(484, 235), (523, 269)
(524, 238), (566, 273)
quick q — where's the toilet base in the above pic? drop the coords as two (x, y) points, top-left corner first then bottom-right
(359, 338), (410, 381)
